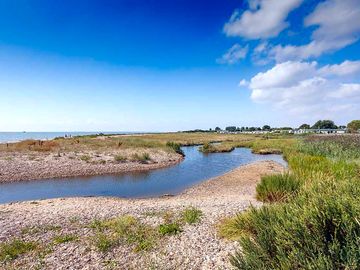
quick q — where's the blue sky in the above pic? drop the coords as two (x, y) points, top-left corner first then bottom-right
(0, 0), (359, 131)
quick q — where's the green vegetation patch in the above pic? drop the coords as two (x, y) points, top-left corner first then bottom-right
(256, 173), (302, 203)
(0, 239), (37, 262)
(131, 152), (151, 163)
(114, 154), (127, 162)
(181, 207), (203, 224)
(199, 142), (235, 153)
(79, 155), (91, 162)
(53, 234), (78, 244)
(166, 141), (184, 156)
(221, 134), (360, 269)
(158, 223), (182, 235)
(91, 215), (158, 252)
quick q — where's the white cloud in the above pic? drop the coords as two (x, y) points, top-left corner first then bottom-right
(270, 0), (360, 61)
(250, 61), (317, 89)
(217, 44), (248, 65)
(328, 83), (360, 98)
(318, 60), (360, 77)
(245, 60), (360, 117)
(223, 0), (303, 39)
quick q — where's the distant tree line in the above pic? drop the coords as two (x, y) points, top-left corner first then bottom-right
(182, 119), (360, 133)
(298, 119), (358, 131)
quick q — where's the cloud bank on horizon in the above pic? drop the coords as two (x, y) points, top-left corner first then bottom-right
(220, 0), (360, 120)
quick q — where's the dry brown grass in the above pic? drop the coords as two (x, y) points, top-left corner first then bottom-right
(0, 132), (294, 155)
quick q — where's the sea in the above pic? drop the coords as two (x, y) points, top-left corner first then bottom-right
(0, 132), (143, 143)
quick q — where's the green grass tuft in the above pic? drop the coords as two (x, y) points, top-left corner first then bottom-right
(0, 239), (37, 261)
(256, 173), (302, 202)
(181, 207), (202, 224)
(53, 234), (78, 244)
(158, 223), (182, 235)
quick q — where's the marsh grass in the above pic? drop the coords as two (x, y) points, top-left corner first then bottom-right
(131, 153), (151, 163)
(256, 174), (302, 202)
(220, 134), (360, 269)
(199, 142), (235, 153)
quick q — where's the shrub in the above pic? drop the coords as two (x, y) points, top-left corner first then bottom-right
(256, 173), (302, 202)
(0, 239), (37, 261)
(181, 207), (202, 224)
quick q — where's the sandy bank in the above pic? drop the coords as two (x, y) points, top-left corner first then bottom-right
(0, 160), (285, 269)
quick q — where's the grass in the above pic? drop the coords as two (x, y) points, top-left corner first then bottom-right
(90, 208), (203, 253)
(199, 142), (235, 153)
(79, 155), (91, 162)
(166, 141), (184, 156)
(158, 223), (182, 235)
(0, 132), (275, 155)
(91, 215), (158, 252)
(0, 239), (37, 261)
(218, 134), (360, 269)
(181, 207), (202, 224)
(131, 152), (151, 162)
(256, 173), (302, 202)
(113, 154), (127, 162)
(52, 234), (78, 244)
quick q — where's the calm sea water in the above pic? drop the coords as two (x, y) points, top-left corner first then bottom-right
(0, 132), (144, 143)
(0, 146), (286, 204)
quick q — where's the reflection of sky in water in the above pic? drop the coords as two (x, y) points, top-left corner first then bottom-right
(0, 146), (287, 204)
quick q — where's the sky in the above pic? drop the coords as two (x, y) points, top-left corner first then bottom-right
(0, 0), (359, 131)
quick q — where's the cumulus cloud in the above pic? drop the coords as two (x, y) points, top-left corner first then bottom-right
(270, 0), (360, 61)
(318, 60), (360, 77)
(223, 0), (303, 39)
(217, 44), (248, 65)
(245, 60), (360, 117)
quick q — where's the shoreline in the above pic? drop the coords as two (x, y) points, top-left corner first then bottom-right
(0, 160), (284, 269)
(0, 150), (183, 183)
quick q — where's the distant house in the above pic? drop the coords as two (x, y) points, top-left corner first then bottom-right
(294, 128), (347, 135)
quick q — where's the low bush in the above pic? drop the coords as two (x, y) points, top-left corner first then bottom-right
(256, 173), (302, 202)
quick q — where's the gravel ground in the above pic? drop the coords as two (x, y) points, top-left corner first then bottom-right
(0, 149), (182, 183)
(0, 160), (284, 270)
